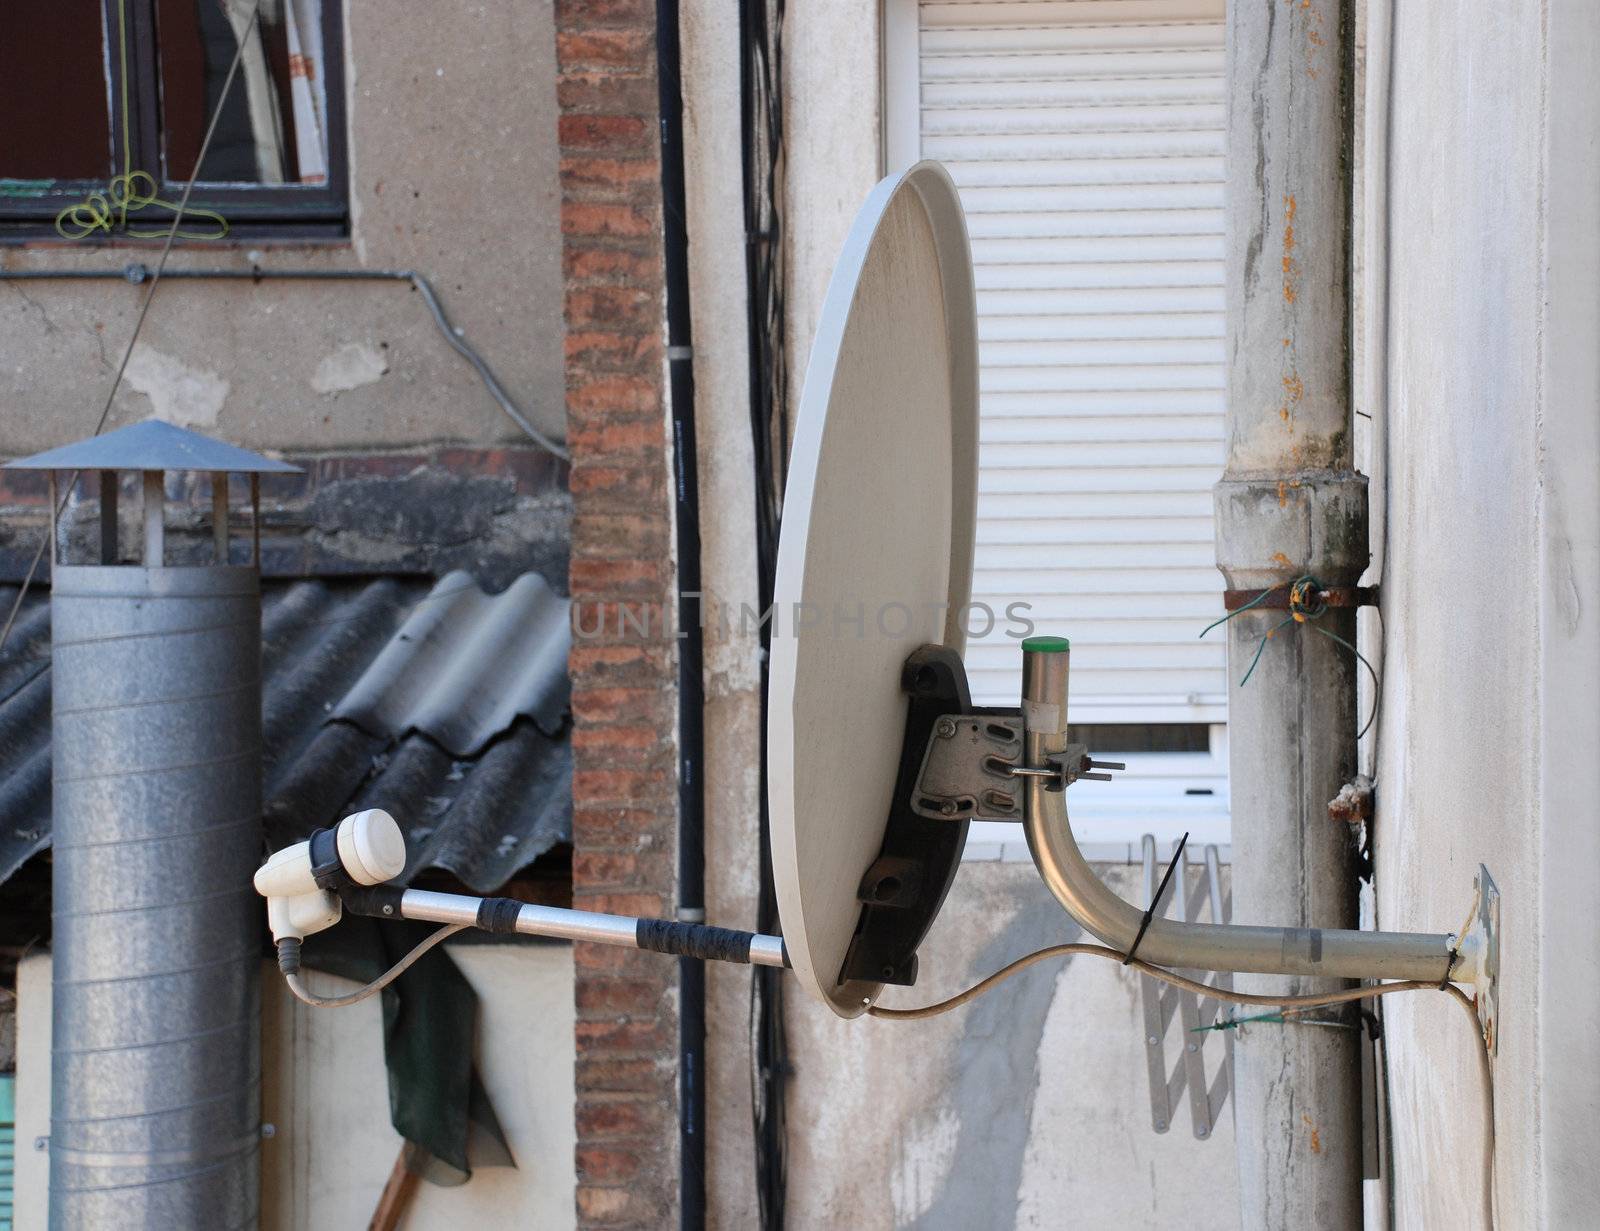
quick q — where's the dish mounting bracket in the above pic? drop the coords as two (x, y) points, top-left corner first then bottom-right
(837, 645), (984, 988)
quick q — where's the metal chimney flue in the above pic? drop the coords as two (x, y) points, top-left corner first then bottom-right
(6, 422), (299, 1230)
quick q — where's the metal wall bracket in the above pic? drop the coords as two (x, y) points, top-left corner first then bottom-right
(1475, 865), (1500, 1056)
(910, 719), (1122, 821)
(1138, 835), (1233, 1139)
(911, 716), (1025, 820)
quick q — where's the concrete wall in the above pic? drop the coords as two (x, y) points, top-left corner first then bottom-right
(1369, 0), (1600, 1226)
(12, 945), (577, 1231)
(0, 0), (565, 454)
(785, 861), (1238, 1230)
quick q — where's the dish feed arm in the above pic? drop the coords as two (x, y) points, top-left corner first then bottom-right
(1017, 641), (1479, 985)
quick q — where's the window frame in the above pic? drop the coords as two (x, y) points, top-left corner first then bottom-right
(0, 0), (349, 242)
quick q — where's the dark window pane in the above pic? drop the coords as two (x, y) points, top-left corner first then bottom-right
(1069, 724), (1212, 754)
(156, 0), (328, 185)
(0, 3), (112, 182)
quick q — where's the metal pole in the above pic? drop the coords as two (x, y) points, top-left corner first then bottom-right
(341, 886), (790, 969)
(211, 472), (229, 563)
(1019, 643), (1471, 983)
(1218, 0), (1365, 1223)
(142, 470), (164, 566)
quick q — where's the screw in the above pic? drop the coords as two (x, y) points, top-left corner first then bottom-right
(1155, 1121), (1168, 1132)
(34, 1136), (48, 1151)
(1146, 1036), (1159, 1047)
(1197, 1127), (1209, 1138)
(1186, 1042), (1198, 1053)
(936, 719), (957, 739)
(382, 905), (394, 916)
(261, 1123), (276, 1139)
(939, 800), (958, 816)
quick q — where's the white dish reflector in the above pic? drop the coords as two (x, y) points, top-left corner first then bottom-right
(768, 162), (979, 1016)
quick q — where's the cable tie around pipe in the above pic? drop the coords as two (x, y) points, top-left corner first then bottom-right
(1123, 831), (1189, 966)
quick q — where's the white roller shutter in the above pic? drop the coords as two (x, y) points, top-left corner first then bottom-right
(889, 0), (1230, 842)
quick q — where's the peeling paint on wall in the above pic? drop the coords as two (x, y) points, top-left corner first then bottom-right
(310, 342), (390, 394)
(890, 1107), (959, 1225)
(906, 892), (1075, 1231)
(123, 344), (230, 428)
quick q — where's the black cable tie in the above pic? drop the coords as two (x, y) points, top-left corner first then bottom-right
(1124, 831), (1189, 966)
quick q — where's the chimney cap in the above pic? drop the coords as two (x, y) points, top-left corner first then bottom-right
(4, 420), (301, 474)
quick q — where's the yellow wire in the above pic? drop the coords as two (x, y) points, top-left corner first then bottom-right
(55, 0), (230, 241)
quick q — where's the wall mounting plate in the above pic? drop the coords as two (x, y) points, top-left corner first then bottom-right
(1475, 864), (1500, 1055)
(767, 161), (978, 1017)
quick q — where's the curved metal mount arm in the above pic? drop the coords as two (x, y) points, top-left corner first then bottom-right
(1018, 642), (1478, 984)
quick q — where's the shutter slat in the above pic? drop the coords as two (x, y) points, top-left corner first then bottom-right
(923, 23), (1222, 55)
(927, 130), (1223, 161)
(966, 208), (1222, 238)
(981, 413), (1220, 441)
(978, 518), (1214, 545)
(925, 75), (1222, 109)
(961, 182), (1223, 212)
(977, 286), (1222, 314)
(949, 156), (1224, 187)
(974, 261), (1224, 289)
(922, 1), (1224, 26)
(924, 101), (1225, 136)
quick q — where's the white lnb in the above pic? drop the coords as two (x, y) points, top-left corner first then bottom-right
(337, 809), (408, 885)
(254, 809), (410, 942)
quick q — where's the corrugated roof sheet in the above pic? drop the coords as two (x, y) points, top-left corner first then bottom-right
(0, 570), (571, 905)
(332, 571), (570, 755)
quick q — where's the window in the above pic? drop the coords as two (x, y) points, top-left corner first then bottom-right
(886, 0), (1230, 847)
(0, 0), (347, 240)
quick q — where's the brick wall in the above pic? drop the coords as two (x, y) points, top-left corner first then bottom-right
(557, 2), (683, 1228)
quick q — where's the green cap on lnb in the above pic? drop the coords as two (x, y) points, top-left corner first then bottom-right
(1021, 635), (1070, 653)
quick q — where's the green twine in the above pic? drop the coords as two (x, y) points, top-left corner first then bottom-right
(54, 0), (231, 240)
(1200, 574), (1382, 739)
(1192, 1011), (1356, 1034)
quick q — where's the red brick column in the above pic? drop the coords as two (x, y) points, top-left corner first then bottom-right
(557, 3), (681, 1228)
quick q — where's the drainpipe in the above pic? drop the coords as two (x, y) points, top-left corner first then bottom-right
(1217, 1), (1365, 1225)
(654, 3), (708, 1228)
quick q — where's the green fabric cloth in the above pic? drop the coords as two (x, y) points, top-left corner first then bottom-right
(301, 915), (512, 1180)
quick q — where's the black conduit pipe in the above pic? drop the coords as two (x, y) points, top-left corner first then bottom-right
(654, 4), (708, 1230)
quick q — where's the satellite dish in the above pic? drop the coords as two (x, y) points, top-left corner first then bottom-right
(768, 161), (979, 1017)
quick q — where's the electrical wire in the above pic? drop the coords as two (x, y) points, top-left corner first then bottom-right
(403, 273), (568, 460)
(1199, 574), (1383, 737)
(0, 0), (265, 661)
(276, 925), (467, 1009)
(869, 943), (1496, 1230)
(741, 2), (790, 1226)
